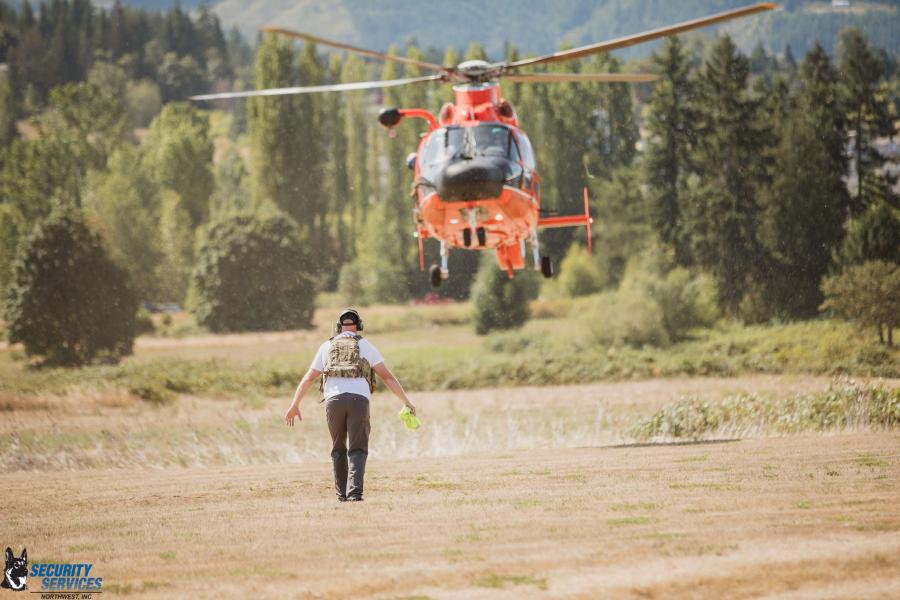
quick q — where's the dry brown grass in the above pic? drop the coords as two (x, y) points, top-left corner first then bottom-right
(0, 375), (854, 472)
(2, 374), (899, 597)
(2, 431), (898, 599)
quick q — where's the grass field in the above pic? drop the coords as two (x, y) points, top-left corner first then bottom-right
(2, 305), (899, 597)
(1, 302), (897, 407)
(3, 427), (898, 598)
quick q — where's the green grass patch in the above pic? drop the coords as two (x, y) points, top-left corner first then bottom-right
(855, 454), (889, 468)
(669, 482), (740, 491)
(607, 516), (657, 527)
(675, 455), (708, 463)
(610, 502), (660, 512)
(1, 310), (896, 400)
(476, 574), (548, 590)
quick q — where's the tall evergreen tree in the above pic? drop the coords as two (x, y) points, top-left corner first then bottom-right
(644, 36), (698, 266)
(248, 34), (306, 227)
(759, 44), (849, 318)
(324, 53), (349, 287)
(836, 27), (895, 212)
(340, 54), (370, 245)
(687, 35), (772, 316)
(295, 41), (326, 268)
(372, 44), (413, 301)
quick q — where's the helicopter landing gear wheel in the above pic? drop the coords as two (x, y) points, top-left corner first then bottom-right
(540, 256), (553, 279)
(430, 264), (442, 288)
(462, 228), (472, 247)
(476, 227), (486, 246)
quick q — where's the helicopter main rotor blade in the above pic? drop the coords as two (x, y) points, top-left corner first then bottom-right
(261, 27), (451, 75)
(189, 75), (444, 101)
(505, 2), (777, 70)
(506, 73), (658, 83)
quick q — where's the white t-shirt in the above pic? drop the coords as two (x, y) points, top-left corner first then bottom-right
(310, 333), (385, 401)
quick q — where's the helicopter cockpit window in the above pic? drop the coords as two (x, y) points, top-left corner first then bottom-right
(418, 124), (521, 182)
(419, 127), (462, 181)
(516, 131), (536, 170)
(472, 124), (518, 159)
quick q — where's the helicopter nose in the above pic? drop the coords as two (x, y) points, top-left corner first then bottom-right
(435, 158), (505, 202)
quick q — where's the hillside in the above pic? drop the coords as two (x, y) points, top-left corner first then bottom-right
(201, 0), (899, 59)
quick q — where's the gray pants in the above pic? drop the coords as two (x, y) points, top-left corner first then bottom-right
(325, 393), (370, 500)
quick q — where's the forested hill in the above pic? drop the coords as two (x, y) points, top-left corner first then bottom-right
(191, 0), (898, 59)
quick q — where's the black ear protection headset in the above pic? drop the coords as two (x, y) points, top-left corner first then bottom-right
(335, 308), (364, 334)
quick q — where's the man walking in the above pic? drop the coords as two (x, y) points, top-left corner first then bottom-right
(284, 308), (417, 502)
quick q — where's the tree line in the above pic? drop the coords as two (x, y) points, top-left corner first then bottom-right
(0, 0), (897, 364)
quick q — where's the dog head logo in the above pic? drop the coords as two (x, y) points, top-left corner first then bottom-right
(2, 547), (26, 591)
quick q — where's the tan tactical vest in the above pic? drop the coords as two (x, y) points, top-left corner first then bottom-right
(319, 334), (376, 394)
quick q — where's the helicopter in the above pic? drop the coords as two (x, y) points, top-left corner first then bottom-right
(192, 3), (777, 287)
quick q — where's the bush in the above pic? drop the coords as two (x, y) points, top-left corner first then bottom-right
(190, 210), (315, 332)
(125, 79), (162, 129)
(616, 246), (720, 341)
(558, 245), (605, 297)
(821, 260), (900, 345)
(337, 261), (368, 306)
(836, 202), (900, 267)
(135, 308), (155, 335)
(587, 290), (669, 347)
(630, 377), (900, 441)
(4, 207), (137, 365)
(472, 253), (540, 335)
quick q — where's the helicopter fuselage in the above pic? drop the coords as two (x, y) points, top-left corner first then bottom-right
(384, 82), (555, 276)
(380, 82), (591, 278)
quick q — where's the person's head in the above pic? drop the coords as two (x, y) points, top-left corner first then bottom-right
(335, 308), (364, 334)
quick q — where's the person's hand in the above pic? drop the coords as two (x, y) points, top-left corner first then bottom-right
(284, 405), (302, 426)
(405, 402), (416, 416)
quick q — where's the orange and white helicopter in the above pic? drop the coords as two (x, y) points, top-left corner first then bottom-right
(193, 3), (776, 287)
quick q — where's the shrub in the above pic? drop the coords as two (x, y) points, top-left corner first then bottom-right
(558, 245), (605, 297)
(613, 246), (720, 342)
(337, 261), (368, 306)
(4, 207), (137, 365)
(587, 290), (669, 347)
(135, 308), (155, 335)
(125, 79), (162, 128)
(836, 202), (900, 267)
(630, 376), (900, 441)
(190, 210), (315, 332)
(472, 253), (540, 335)
(129, 382), (175, 405)
(821, 260), (900, 345)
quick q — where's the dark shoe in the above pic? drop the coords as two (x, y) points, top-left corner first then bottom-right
(337, 496), (347, 502)
(347, 496), (364, 502)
